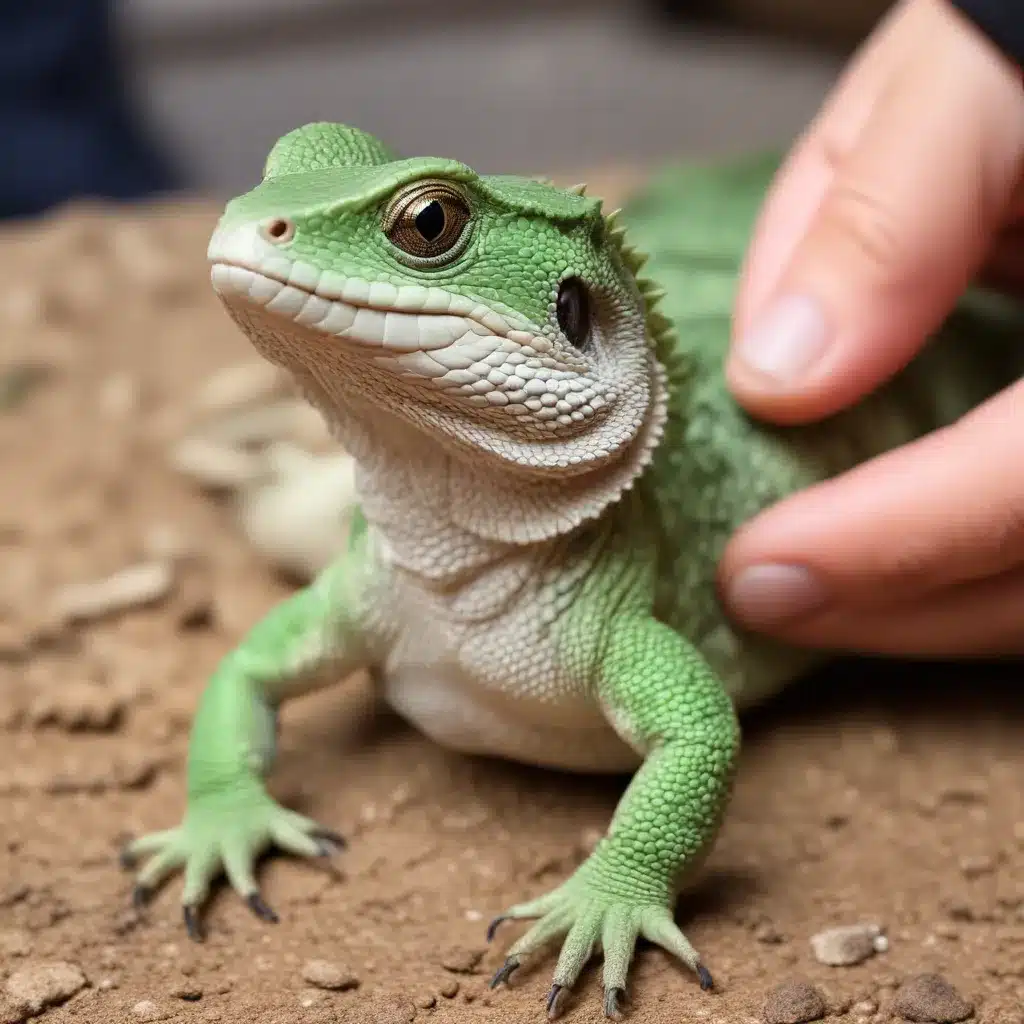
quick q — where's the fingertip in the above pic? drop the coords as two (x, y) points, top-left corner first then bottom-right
(726, 290), (891, 425)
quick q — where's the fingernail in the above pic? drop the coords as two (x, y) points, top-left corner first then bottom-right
(735, 294), (829, 383)
(726, 564), (828, 628)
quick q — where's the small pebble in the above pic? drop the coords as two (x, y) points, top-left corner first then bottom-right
(761, 978), (827, 1024)
(169, 980), (202, 1001)
(810, 923), (886, 966)
(439, 946), (485, 973)
(131, 999), (170, 1021)
(414, 993), (436, 1009)
(851, 999), (878, 1017)
(891, 973), (974, 1023)
(4, 962), (87, 1016)
(959, 854), (997, 879)
(170, 438), (267, 490)
(439, 980), (460, 999)
(51, 562), (173, 624)
(300, 959), (358, 991)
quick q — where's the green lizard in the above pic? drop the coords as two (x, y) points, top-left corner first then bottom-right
(121, 122), (1024, 1019)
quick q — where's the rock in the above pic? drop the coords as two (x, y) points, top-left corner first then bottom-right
(891, 974), (974, 1023)
(851, 1000), (878, 1018)
(959, 854), (997, 879)
(439, 946), (485, 973)
(51, 562), (174, 625)
(169, 980), (203, 1001)
(4, 961), (87, 1016)
(809, 923), (886, 966)
(300, 959), (359, 991)
(762, 979), (827, 1024)
(439, 979), (460, 999)
(131, 999), (170, 1021)
(170, 438), (267, 490)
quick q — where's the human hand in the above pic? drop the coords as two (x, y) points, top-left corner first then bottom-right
(719, 0), (1024, 656)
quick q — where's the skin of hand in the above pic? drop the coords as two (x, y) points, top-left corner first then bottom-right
(717, 0), (1024, 657)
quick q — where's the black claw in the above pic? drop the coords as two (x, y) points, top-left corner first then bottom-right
(183, 905), (203, 942)
(312, 828), (347, 850)
(603, 987), (626, 1021)
(131, 885), (151, 909)
(488, 957), (520, 990)
(314, 839), (342, 858)
(486, 915), (509, 942)
(696, 964), (714, 992)
(546, 984), (566, 1019)
(245, 891), (279, 924)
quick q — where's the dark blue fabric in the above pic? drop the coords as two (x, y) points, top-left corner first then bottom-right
(953, 0), (1024, 66)
(0, 0), (176, 219)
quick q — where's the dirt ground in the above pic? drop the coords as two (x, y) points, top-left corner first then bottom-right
(0, 181), (1022, 1024)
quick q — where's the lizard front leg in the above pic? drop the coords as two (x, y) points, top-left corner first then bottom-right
(120, 535), (382, 938)
(490, 615), (739, 1019)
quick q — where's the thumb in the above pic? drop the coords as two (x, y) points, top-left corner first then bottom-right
(727, 0), (1024, 426)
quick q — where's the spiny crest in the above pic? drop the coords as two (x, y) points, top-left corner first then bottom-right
(599, 203), (677, 354)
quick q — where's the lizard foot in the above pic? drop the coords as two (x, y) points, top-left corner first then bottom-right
(120, 784), (344, 939)
(488, 871), (712, 1020)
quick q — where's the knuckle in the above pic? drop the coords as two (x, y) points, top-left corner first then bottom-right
(880, 534), (947, 593)
(819, 178), (908, 275)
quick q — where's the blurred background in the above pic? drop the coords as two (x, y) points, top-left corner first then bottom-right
(2, 0), (895, 219)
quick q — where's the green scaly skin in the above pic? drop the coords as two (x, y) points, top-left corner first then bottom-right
(120, 124), (1024, 1019)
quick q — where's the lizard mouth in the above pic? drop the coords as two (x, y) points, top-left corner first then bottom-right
(209, 259), (535, 355)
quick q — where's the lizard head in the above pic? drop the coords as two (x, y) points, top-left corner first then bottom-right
(208, 123), (668, 483)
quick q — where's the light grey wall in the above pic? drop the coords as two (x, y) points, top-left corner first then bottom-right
(115, 0), (842, 197)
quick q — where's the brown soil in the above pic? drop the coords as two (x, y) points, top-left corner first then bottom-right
(0, 182), (1022, 1024)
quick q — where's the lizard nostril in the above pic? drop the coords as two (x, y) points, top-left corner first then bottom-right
(260, 217), (295, 244)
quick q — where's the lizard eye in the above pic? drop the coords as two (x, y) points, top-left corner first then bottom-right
(383, 180), (471, 260)
(556, 277), (591, 349)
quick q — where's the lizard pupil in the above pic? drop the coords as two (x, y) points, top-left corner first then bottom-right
(556, 277), (591, 350)
(414, 201), (446, 242)
(383, 181), (471, 260)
